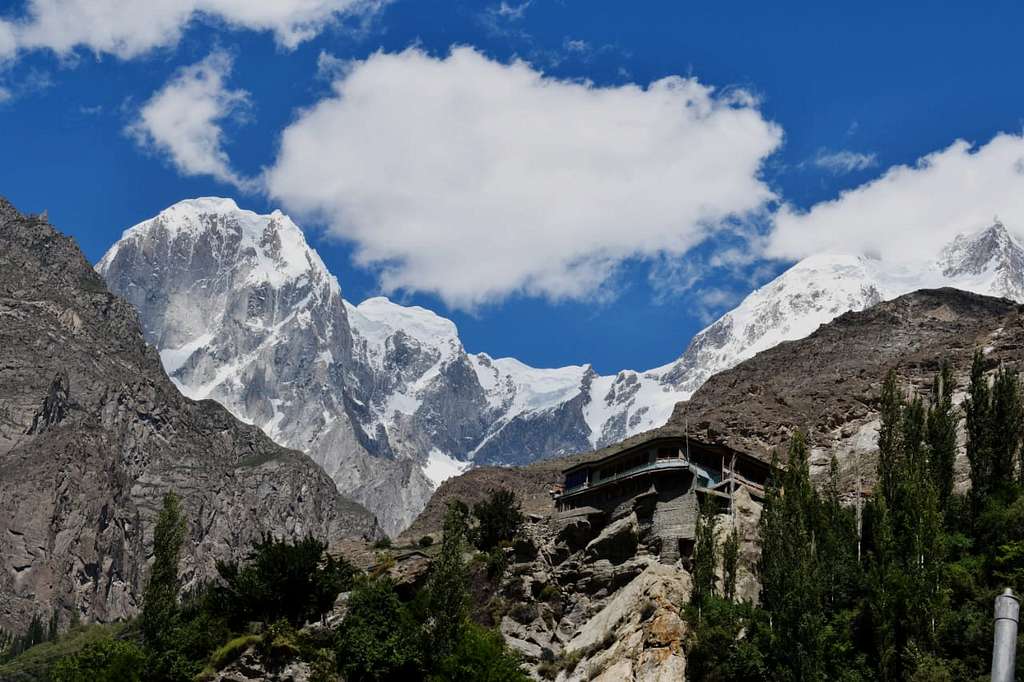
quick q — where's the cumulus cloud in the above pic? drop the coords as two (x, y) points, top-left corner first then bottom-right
(769, 133), (1024, 263)
(264, 47), (782, 309)
(127, 51), (253, 190)
(0, 0), (385, 59)
(811, 148), (877, 174)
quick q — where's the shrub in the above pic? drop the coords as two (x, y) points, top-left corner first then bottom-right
(485, 548), (508, 579)
(472, 489), (524, 551)
(214, 534), (355, 628)
(50, 637), (147, 682)
(427, 622), (529, 682)
(538, 584), (560, 603)
(373, 537), (393, 550)
(418, 535), (434, 548)
(335, 578), (422, 681)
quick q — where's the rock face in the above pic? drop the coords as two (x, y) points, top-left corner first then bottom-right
(672, 287), (1023, 490)
(0, 198), (380, 634)
(97, 199), (1024, 535)
(96, 199), (682, 534)
(487, 508), (729, 681)
(660, 220), (1024, 397)
(409, 287), (1023, 537)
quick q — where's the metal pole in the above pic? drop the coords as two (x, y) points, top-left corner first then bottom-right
(992, 588), (1020, 682)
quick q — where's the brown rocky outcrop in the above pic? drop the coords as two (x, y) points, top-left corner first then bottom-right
(0, 199), (381, 634)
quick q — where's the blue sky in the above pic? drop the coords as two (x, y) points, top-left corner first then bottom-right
(3, 0), (1024, 374)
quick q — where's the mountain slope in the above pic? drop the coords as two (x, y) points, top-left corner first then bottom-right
(406, 287), (1023, 538)
(97, 200), (1024, 534)
(0, 198), (379, 634)
(660, 220), (1024, 396)
(97, 200), (678, 533)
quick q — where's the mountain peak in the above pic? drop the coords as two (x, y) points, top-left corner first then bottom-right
(937, 220), (1024, 300)
(100, 197), (336, 293)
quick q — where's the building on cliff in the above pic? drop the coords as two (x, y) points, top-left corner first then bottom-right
(552, 434), (770, 564)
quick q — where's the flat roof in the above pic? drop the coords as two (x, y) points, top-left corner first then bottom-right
(561, 431), (769, 477)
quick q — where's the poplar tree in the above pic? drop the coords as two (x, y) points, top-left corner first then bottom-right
(425, 500), (471, 663)
(926, 360), (958, 508)
(141, 492), (186, 650)
(758, 433), (825, 680)
(691, 497), (719, 611)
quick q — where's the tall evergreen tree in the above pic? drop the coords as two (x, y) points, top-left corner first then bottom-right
(865, 372), (945, 679)
(722, 527), (740, 603)
(141, 492), (186, 650)
(965, 351), (994, 510)
(877, 370), (904, 507)
(691, 496), (720, 611)
(992, 365), (1023, 487)
(758, 433), (825, 680)
(965, 352), (1023, 508)
(926, 360), (958, 509)
(424, 500), (471, 664)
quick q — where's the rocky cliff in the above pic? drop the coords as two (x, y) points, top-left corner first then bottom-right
(409, 287), (1023, 535)
(97, 200), (1024, 536)
(0, 198), (380, 634)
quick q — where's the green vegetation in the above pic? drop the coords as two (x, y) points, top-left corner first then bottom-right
(472, 487), (525, 551)
(0, 624), (129, 681)
(6, 490), (529, 681)
(687, 353), (1024, 681)
(214, 534), (356, 628)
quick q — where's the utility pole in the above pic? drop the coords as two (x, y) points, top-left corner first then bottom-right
(992, 588), (1020, 682)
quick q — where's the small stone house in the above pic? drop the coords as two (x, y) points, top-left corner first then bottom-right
(552, 434), (770, 564)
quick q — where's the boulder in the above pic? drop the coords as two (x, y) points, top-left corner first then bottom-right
(585, 513), (639, 564)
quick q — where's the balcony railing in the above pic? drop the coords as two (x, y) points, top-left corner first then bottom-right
(559, 458), (690, 497)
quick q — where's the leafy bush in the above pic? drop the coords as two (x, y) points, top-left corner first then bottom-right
(538, 585), (560, 603)
(373, 537), (393, 550)
(49, 637), (147, 682)
(335, 578), (423, 681)
(485, 547), (508, 579)
(418, 535), (434, 548)
(427, 622), (529, 682)
(214, 534), (355, 628)
(472, 489), (524, 551)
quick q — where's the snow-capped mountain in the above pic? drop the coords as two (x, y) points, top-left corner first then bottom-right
(659, 219), (1024, 396)
(97, 199), (1024, 534)
(97, 199), (676, 533)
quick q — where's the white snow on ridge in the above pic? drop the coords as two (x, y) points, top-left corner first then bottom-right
(423, 448), (471, 488)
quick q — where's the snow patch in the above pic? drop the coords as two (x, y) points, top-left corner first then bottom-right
(422, 449), (471, 489)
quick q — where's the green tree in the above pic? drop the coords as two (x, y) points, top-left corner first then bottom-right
(691, 496), (720, 611)
(424, 501), (471, 664)
(865, 371), (946, 680)
(722, 527), (741, 603)
(335, 578), (423, 681)
(428, 623), (529, 682)
(141, 492), (186, 650)
(758, 433), (826, 680)
(472, 488), (524, 551)
(926, 360), (958, 509)
(214, 534), (355, 628)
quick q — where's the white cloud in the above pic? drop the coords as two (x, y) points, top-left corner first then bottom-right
(265, 47), (782, 309)
(0, 0), (385, 59)
(127, 51), (253, 190)
(769, 133), (1024, 263)
(0, 86), (11, 103)
(811, 148), (877, 174)
(496, 1), (531, 20)
(564, 38), (590, 53)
